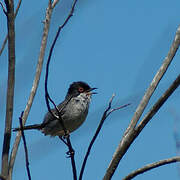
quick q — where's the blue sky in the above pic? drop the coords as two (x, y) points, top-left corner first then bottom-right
(1, 0), (180, 179)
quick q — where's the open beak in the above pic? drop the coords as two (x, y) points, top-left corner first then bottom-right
(86, 87), (98, 95)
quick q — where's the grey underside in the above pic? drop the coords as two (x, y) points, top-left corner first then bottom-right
(41, 95), (90, 136)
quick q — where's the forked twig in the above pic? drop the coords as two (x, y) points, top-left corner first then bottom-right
(79, 94), (130, 180)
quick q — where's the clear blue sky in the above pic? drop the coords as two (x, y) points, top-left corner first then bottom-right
(1, 0), (180, 179)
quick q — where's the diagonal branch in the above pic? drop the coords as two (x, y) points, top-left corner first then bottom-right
(136, 73), (180, 133)
(126, 25), (180, 134)
(103, 25), (180, 180)
(0, 1), (7, 15)
(8, 1), (59, 179)
(123, 156), (180, 180)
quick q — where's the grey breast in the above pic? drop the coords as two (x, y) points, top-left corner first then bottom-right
(41, 94), (90, 136)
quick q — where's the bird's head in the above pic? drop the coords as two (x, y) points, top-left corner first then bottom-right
(66, 81), (97, 98)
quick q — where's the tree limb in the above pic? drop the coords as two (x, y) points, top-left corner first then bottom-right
(123, 156), (180, 180)
(103, 25), (180, 180)
(8, 1), (59, 179)
(1, 0), (15, 178)
(136, 73), (180, 133)
(0, 0), (22, 56)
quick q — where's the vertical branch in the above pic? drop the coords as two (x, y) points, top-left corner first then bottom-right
(0, 0), (22, 56)
(8, 1), (59, 179)
(1, 0), (15, 178)
(19, 112), (31, 180)
(66, 136), (77, 180)
(44, 0), (79, 179)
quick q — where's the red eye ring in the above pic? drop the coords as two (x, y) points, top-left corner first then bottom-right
(78, 87), (84, 92)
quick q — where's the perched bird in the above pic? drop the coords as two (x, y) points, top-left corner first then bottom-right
(13, 81), (97, 136)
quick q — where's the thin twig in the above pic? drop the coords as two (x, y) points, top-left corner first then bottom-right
(44, 0), (79, 179)
(8, 2), (59, 179)
(123, 156), (180, 180)
(19, 112), (31, 180)
(103, 25), (180, 180)
(0, 1), (7, 15)
(79, 95), (130, 180)
(66, 136), (77, 180)
(0, 0), (22, 56)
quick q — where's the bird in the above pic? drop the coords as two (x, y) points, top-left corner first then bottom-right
(13, 81), (97, 137)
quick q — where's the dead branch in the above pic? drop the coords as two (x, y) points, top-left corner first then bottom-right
(126, 25), (180, 135)
(123, 156), (180, 180)
(103, 25), (180, 180)
(1, 0), (15, 178)
(79, 95), (130, 180)
(136, 73), (180, 133)
(8, 1), (59, 179)
(0, 0), (22, 56)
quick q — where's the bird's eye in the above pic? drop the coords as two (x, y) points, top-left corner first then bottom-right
(78, 87), (84, 92)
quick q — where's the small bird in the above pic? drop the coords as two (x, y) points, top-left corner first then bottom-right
(13, 81), (97, 136)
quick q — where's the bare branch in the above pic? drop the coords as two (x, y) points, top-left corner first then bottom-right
(19, 112), (31, 180)
(79, 95), (130, 180)
(123, 156), (180, 180)
(0, 34), (8, 56)
(106, 103), (131, 118)
(136, 73), (180, 133)
(126, 25), (180, 134)
(0, 1), (7, 15)
(65, 136), (77, 180)
(0, 0), (22, 56)
(8, 2), (59, 179)
(1, 0), (15, 178)
(103, 25), (180, 180)
(52, 0), (59, 8)
(44, 1), (79, 179)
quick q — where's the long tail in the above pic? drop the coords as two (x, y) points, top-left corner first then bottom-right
(13, 124), (43, 132)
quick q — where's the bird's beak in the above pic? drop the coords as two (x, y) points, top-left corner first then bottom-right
(86, 87), (98, 95)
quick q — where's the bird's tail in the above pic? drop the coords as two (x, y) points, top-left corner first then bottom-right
(13, 124), (43, 132)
